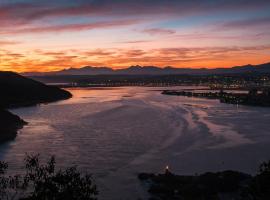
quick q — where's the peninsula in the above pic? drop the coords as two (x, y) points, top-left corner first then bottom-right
(0, 71), (72, 143)
(162, 89), (270, 107)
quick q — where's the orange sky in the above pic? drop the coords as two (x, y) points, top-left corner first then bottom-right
(0, 1), (270, 72)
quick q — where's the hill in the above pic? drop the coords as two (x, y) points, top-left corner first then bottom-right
(0, 71), (72, 143)
(22, 62), (270, 76)
(0, 109), (26, 143)
(0, 71), (72, 108)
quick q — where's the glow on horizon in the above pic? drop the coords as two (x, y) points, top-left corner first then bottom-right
(0, 0), (270, 72)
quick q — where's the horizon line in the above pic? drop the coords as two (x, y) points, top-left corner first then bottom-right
(18, 61), (270, 74)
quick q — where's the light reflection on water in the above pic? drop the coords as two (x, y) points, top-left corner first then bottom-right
(1, 86), (270, 199)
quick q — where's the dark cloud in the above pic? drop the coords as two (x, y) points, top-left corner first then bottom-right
(142, 28), (175, 35)
(219, 16), (270, 30)
(173, 32), (270, 40)
(0, 19), (140, 34)
(1, 0), (270, 27)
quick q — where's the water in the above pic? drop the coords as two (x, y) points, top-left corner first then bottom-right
(1, 87), (270, 199)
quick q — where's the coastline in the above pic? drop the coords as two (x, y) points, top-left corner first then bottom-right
(0, 71), (72, 144)
(0, 109), (27, 143)
(162, 89), (270, 107)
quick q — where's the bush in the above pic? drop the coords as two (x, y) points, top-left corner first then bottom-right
(249, 160), (270, 200)
(0, 154), (98, 200)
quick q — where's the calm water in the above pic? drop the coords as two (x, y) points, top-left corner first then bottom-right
(1, 87), (270, 199)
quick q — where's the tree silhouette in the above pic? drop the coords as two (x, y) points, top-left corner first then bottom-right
(0, 154), (98, 200)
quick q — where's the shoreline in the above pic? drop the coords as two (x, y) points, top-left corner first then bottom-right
(0, 71), (72, 144)
(162, 89), (270, 107)
(0, 95), (72, 144)
(138, 166), (269, 200)
(0, 109), (27, 143)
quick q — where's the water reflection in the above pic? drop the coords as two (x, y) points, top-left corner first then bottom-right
(1, 87), (270, 199)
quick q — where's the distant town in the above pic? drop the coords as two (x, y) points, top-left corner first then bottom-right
(32, 73), (270, 90)
(162, 88), (270, 107)
(30, 72), (270, 107)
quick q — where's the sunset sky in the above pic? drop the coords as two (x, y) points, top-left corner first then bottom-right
(0, 0), (270, 72)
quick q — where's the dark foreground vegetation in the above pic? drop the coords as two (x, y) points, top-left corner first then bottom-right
(0, 154), (98, 200)
(0, 71), (72, 143)
(139, 161), (270, 200)
(162, 89), (270, 107)
(0, 109), (27, 143)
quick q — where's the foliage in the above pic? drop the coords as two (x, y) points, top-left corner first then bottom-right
(139, 160), (270, 200)
(0, 154), (98, 200)
(248, 160), (270, 200)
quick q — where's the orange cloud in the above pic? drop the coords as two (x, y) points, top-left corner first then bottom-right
(0, 40), (20, 46)
(1, 45), (270, 72)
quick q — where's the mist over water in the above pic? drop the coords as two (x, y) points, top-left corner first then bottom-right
(1, 87), (270, 199)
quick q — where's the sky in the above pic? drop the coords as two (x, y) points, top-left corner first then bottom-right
(0, 0), (270, 72)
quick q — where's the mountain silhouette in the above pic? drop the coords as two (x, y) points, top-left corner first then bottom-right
(22, 62), (270, 76)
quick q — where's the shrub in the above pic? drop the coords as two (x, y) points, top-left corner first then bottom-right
(0, 154), (98, 200)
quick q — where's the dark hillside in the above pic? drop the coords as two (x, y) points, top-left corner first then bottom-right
(0, 71), (72, 143)
(0, 71), (72, 108)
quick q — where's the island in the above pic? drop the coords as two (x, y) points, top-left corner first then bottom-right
(162, 88), (270, 107)
(0, 71), (72, 143)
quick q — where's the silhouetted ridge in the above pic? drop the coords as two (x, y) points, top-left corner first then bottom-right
(0, 71), (72, 143)
(0, 71), (72, 108)
(22, 62), (270, 76)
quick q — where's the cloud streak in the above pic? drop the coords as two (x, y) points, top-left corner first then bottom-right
(142, 28), (175, 35)
(0, 40), (20, 46)
(217, 16), (270, 31)
(1, 45), (270, 72)
(0, 19), (140, 34)
(1, 1), (270, 31)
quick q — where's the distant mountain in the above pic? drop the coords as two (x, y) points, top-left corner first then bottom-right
(23, 66), (114, 76)
(53, 66), (114, 75)
(22, 62), (270, 76)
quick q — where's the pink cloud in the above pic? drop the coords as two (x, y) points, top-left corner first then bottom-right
(0, 19), (140, 34)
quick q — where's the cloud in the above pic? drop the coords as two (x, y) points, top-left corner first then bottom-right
(118, 40), (152, 44)
(0, 40), (20, 46)
(173, 32), (270, 41)
(122, 49), (146, 57)
(0, 19), (140, 35)
(1, 0), (270, 31)
(82, 49), (116, 57)
(218, 16), (270, 30)
(2, 44), (269, 72)
(142, 28), (175, 35)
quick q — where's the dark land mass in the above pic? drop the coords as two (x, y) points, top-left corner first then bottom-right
(29, 73), (270, 89)
(23, 62), (270, 76)
(0, 109), (27, 143)
(139, 161), (270, 200)
(162, 89), (270, 107)
(0, 71), (72, 143)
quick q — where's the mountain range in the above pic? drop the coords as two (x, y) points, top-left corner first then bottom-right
(23, 62), (270, 76)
